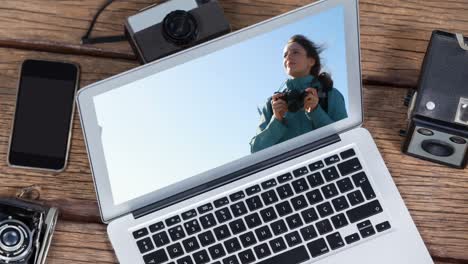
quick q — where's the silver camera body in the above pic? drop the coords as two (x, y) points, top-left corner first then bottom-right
(0, 198), (58, 264)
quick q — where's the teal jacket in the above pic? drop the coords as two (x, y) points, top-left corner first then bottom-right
(250, 75), (348, 153)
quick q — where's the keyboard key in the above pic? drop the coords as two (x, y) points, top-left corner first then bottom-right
(309, 160), (325, 172)
(215, 208), (233, 223)
(307, 238), (329, 257)
(255, 226), (273, 241)
(285, 231), (303, 247)
(291, 178), (309, 194)
(291, 195), (308, 211)
(143, 249), (168, 264)
(169, 225), (186, 241)
(359, 225), (376, 238)
(376, 221), (391, 232)
(182, 237), (200, 253)
(166, 215), (181, 227)
(338, 158), (362, 176)
(315, 219), (333, 235)
(340, 149), (356, 160)
(300, 224), (318, 241)
(307, 172), (324, 188)
(214, 197), (230, 208)
(345, 233), (360, 244)
(357, 220), (372, 230)
(198, 230), (216, 247)
(177, 256), (193, 264)
(223, 256), (240, 264)
(347, 190), (365, 206)
(133, 228), (149, 239)
(326, 232), (345, 250)
(260, 207), (277, 223)
(322, 166), (340, 182)
(321, 183), (339, 199)
(224, 237), (241, 254)
(276, 184), (294, 199)
(167, 242), (184, 259)
(200, 213), (217, 229)
(137, 237), (154, 254)
(197, 203), (213, 214)
(324, 154), (340, 165)
(331, 196), (350, 212)
(214, 225), (231, 241)
(246, 196), (263, 212)
(182, 209), (197, 220)
(257, 246), (310, 264)
(270, 219), (288, 236)
(193, 249), (210, 264)
(277, 173), (293, 183)
(346, 200), (383, 223)
(238, 249), (256, 264)
(244, 212), (262, 228)
(306, 189), (323, 205)
(184, 219), (202, 235)
(293, 166), (308, 177)
(336, 177), (354, 193)
(275, 201), (293, 217)
(352, 172), (376, 200)
(254, 243), (271, 259)
(316, 201), (334, 218)
(261, 190), (279, 205)
(245, 185), (261, 196)
(286, 213), (304, 230)
(231, 201), (248, 217)
(261, 179), (277, 190)
(229, 219), (246, 235)
(149, 222), (165, 233)
(331, 213), (348, 229)
(209, 244), (226, 260)
(230, 191), (245, 202)
(301, 208), (319, 224)
(269, 237), (287, 253)
(153, 231), (170, 247)
(239, 231), (257, 247)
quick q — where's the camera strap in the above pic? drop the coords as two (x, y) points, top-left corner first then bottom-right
(81, 0), (127, 44)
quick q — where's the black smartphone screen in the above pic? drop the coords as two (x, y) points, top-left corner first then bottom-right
(8, 60), (79, 170)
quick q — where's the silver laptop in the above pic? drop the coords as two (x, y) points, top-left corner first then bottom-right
(76, 0), (433, 263)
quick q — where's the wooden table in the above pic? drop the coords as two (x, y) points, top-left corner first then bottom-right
(0, 1), (467, 263)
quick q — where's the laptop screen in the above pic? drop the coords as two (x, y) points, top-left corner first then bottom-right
(93, 5), (349, 205)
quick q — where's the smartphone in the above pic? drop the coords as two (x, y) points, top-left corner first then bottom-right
(8, 59), (80, 171)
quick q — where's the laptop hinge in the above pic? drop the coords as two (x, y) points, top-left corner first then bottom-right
(132, 133), (341, 219)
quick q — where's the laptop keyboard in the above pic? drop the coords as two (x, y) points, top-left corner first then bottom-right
(132, 148), (391, 264)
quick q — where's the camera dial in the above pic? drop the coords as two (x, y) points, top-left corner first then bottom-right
(162, 10), (198, 46)
(0, 219), (33, 263)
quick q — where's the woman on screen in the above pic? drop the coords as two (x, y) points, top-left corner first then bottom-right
(250, 35), (348, 153)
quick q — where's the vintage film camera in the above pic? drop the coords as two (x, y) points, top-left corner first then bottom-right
(402, 30), (468, 168)
(82, 0), (231, 64)
(0, 198), (58, 264)
(125, 0), (231, 64)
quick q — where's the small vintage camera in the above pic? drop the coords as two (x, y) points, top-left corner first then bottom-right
(0, 198), (58, 264)
(402, 30), (468, 168)
(125, 0), (231, 64)
(278, 89), (308, 113)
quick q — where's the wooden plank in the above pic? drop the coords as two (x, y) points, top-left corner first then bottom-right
(0, 50), (467, 260)
(1, 0), (468, 87)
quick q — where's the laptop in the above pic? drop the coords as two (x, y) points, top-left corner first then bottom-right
(76, 0), (434, 263)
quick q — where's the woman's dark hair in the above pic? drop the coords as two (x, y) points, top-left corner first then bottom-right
(287, 35), (333, 90)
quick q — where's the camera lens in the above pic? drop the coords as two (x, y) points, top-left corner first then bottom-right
(163, 10), (198, 45)
(417, 128), (434, 136)
(1, 228), (20, 247)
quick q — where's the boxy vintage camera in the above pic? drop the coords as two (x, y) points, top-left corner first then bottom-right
(0, 198), (58, 264)
(402, 31), (468, 168)
(125, 0), (231, 64)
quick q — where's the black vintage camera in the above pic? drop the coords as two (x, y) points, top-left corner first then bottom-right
(278, 89), (308, 113)
(402, 30), (468, 168)
(0, 198), (58, 264)
(124, 0), (231, 64)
